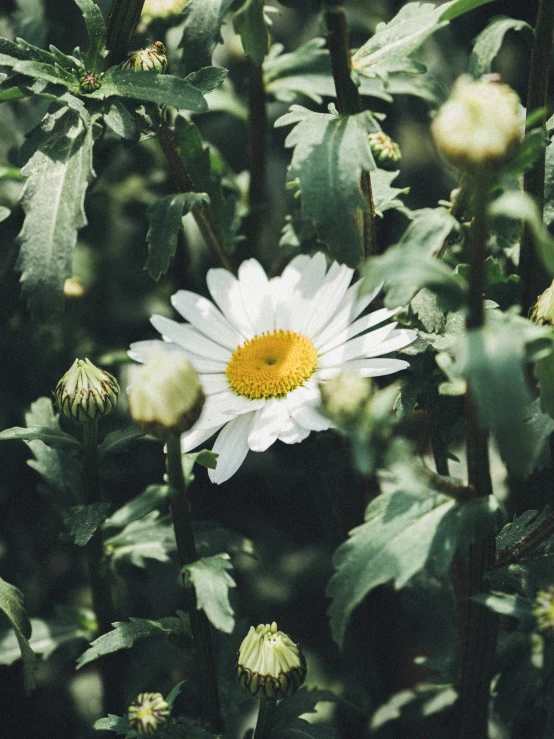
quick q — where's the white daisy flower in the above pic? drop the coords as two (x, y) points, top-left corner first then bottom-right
(130, 252), (416, 484)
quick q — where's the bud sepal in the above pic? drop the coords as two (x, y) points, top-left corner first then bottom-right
(128, 692), (170, 734)
(54, 359), (119, 424)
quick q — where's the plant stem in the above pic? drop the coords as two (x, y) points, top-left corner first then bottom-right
(496, 510), (554, 566)
(156, 123), (235, 273)
(105, 0), (146, 67)
(324, 0), (376, 257)
(253, 698), (277, 739)
(458, 172), (497, 739)
(165, 434), (224, 733)
(82, 420), (118, 715)
(244, 59), (268, 252)
(519, 0), (554, 316)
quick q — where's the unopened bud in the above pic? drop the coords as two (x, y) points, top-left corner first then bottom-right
(54, 359), (119, 423)
(237, 622), (307, 700)
(119, 42), (168, 73)
(368, 131), (401, 168)
(127, 345), (204, 438)
(530, 281), (554, 327)
(128, 692), (170, 734)
(319, 372), (373, 426)
(79, 71), (102, 93)
(431, 75), (521, 168)
(533, 587), (554, 635)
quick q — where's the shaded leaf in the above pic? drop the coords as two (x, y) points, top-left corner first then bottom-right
(456, 256), (521, 311)
(76, 614), (190, 668)
(74, 0), (107, 73)
(185, 66), (228, 95)
(496, 507), (551, 553)
(183, 449), (219, 485)
(178, 0), (236, 73)
(0, 425), (81, 449)
(98, 426), (144, 457)
(439, 0), (496, 21)
(183, 553), (235, 633)
(0, 578), (35, 692)
(10, 59), (78, 89)
(233, 0), (269, 66)
(0, 207), (10, 222)
(103, 99), (138, 139)
(273, 719), (337, 738)
(472, 591), (533, 620)
(372, 169), (409, 216)
(104, 511), (176, 570)
(469, 16), (532, 77)
(370, 683), (457, 731)
(65, 502), (111, 546)
(274, 687), (337, 729)
(0, 36), (59, 67)
(104, 486), (170, 529)
(94, 715), (134, 734)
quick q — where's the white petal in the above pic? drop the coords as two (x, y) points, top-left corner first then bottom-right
(247, 399), (289, 452)
(199, 374), (230, 395)
(315, 308), (399, 353)
(151, 315), (231, 363)
(353, 281), (383, 318)
(284, 381), (320, 412)
(272, 254), (312, 328)
(313, 280), (372, 349)
(277, 416), (311, 444)
(206, 268), (255, 337)
(316, 358), (410, 379)
(209, 412), (255, 484)
(238, 259), (275, 333)
(364, 328), (417, 357)
(188, 355), (228, 374)
(197, 390), (264, 428)
(290, 399), (333, 432)
(171, 290), (245, 349)
(180, 424), (223, 453)
(288, 252), (328, 332)
(128, 339), (166, 363)
(318, 323), (397, 367)
(302, 261), (354, 338)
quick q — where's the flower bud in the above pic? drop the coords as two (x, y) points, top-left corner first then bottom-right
(128, 692), (170, 735)
(142, 0), (190, 21)
(431, 75), (521, 169)
(127, 345), (204, 439)
(54, 359), (119, 423)
(530, 280), (554, 327)
(237, 622), (307, 700)
(79, 71), (102, 93)
(368, 131), (401, 168)
(533, 587), (554, 635)
(119, 42), (168, 73)
(319, 371), (373, 426)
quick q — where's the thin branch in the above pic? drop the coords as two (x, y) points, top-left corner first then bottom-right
(105, 0), (146, 68)
(243, 59), (268, 253)
(496, 510), (554, 567)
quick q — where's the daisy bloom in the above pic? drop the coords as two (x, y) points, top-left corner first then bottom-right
(130, 253), (416, 484)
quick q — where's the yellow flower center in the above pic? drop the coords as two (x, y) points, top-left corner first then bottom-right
(226, 330), (318, 399)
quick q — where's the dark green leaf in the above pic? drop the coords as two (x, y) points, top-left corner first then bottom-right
(370, 683), (457, 730)
(65, 502), (111, 546)
(274, 688), (337, 729)
(88, 68), (207, 112)
(264, 39), (339, 105)
(183, 449), (219, 484)
(233, 0), (269, 65)
(185, 66), (228, 95)
(15, 109), (98, 320)
(275, 106), (377, 267)
(104, 485), (170, 529)
(74, 0), (107, 72)
(0, 425), (81, 449)
(273, 719), (337, 738)
(456, 256), (521, 310)
(535, 350), (554, 419)
(439, 0), (497, 21)
(146, 192), (209, 279)
(0, 578), (35, 692)
(104, 511), (176, 570)
(10, 60), (78, 89)
(103, 99), (138, 139)
(468, 16), (533, 77)
(183, 553), (235, 633)
(76, 614), (190, 668)
(178, 0), (236, 73)
(496, 507), (551, 553)
(165, 680), (186, 708)
(98, 426), (144, 457)
(507, 130), (549, 179)
(472, 591), (533, 620)
(0, 36), (58, 66)
(372, 169), (409, 215)
(544, 142), (554, 229)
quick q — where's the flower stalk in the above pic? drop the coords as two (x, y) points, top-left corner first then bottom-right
(105, 0), (146, 68)
(244, 59), (268, 252)
(253, 698), (277, 739)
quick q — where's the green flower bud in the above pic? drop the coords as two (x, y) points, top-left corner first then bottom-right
(119, 42), (168, 73)
(530, 280), (554, 326)
(319, 371), (373, 426)
(431, 75), (521, 169)
(127, 345), (204, 439)
(79, 71), (102, 93)
(368, 131), (402, 168)
(142, 0), (189, 21)
(534, 587), (554, 635)
(128, 692), (170, 735)
(54, 359), (119, 423)
(237, 622), (307, 700)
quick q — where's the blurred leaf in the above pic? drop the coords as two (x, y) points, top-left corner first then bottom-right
(468, 15), (532, 77)
(545, 141), (554, 229)
(87, 68), (207, 112)
(74, 0), (107, 73)
(103, 99), (138, 139)
(146, 191), (209, 280)
(98, 426), (144, 457)
(274, 687), (337, 728)
(183, 553), (235, 633)
(104, 511), (176, 570)
(439, 0), (496, 21)
(273, 720), (337, 738)
(275, 105), (377, 267)
(9, 59), (78, 89)
(327, 443), (498, 645)
(185, 66), (228, 95)
(165, 680), (186, 708)
(456, 256), (521, 310)
(104, 485), (170, 529)
(0, 425), (81, 448)
(496, 507), (551, 553)
(535, 350), (554, 419)
(0, 207), (10, 222)
(370, 683), (457, 730)
(0, 36), (59, 67)
(183, 449), (219, 484)
(15, 108), (98, 321)
(507, 130), (549, 179)
(264, 39), (338, 105)
(178, 0), (235, 73)
(76, 614), (190, 668)
(472, 591), (533, 620)
(65, 502), (111, 546)
(233, 0), (269, 65)
(0, 578), (35, 692)
(372, 169), (409, 216)
(520, 398), (554, 475)
(94, 715), (133, 734)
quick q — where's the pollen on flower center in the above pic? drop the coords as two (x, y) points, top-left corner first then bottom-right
(226, 330), (318, 399)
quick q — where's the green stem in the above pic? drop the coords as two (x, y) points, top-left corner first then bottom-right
(244, 59), (268, 252)
(253, 698), (277, 739)
(82, 420), (118, 714)
(156, 123), (235, 274)
(519, 0), (554, 315)
(324, 0), (376, 257)
(105, 0), (145, 68)
(165, 434), (224, 733)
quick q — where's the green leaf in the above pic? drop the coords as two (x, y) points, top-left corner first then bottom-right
(183, 553), (235, 633)
(468, 16), (533, 78)
(182, 449), (219, 485)
(0, 207), (10, 222)
(544, 141), (554, 229)
(0, 425), (81, 449)
(76, 614), (190, 668)
(264, 39), (338, 105)
(15, 108), (98, 320)
(275, 105), (377, 267)
(274, 688), (337, 729)
(496, 507), (551, 553)
(370, 683), (457, 730)
(0, 578), (36, 692)
(472, 591), (533, 620)
(73, 0), (107, 73)
(165, 680), (186, 708)
(98, 426), (144, 457)
(146, 192), (209, 280)
(372, 169), (409, 216)
(233, 0), (269, 65)
(0, 36), (59, 67)
(94, 715), (133, 734)
(104, 485), (170, 529)
(439, 0), (497, 21)
(273, 720), (337, 739)
(88, 68), (207, 112)
(10, 60), (78, 89)
(327, 445), (497, 645)
(456, 256), (521, 311)
(178, 0), (236, 72)
(65, 502), (111, 546)
(535, 350), (554, 419)
(104, 511), (176, 570)
(184, 66), (228, 95)
(103, 99), (138, 139)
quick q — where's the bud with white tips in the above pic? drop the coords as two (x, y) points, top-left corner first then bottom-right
(128, 692), (170, 734)
(368, 131), (401, 168)
(531, 280), (554, 327)
(119, 42), (168, 73)
(54, 359), (119, 423)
